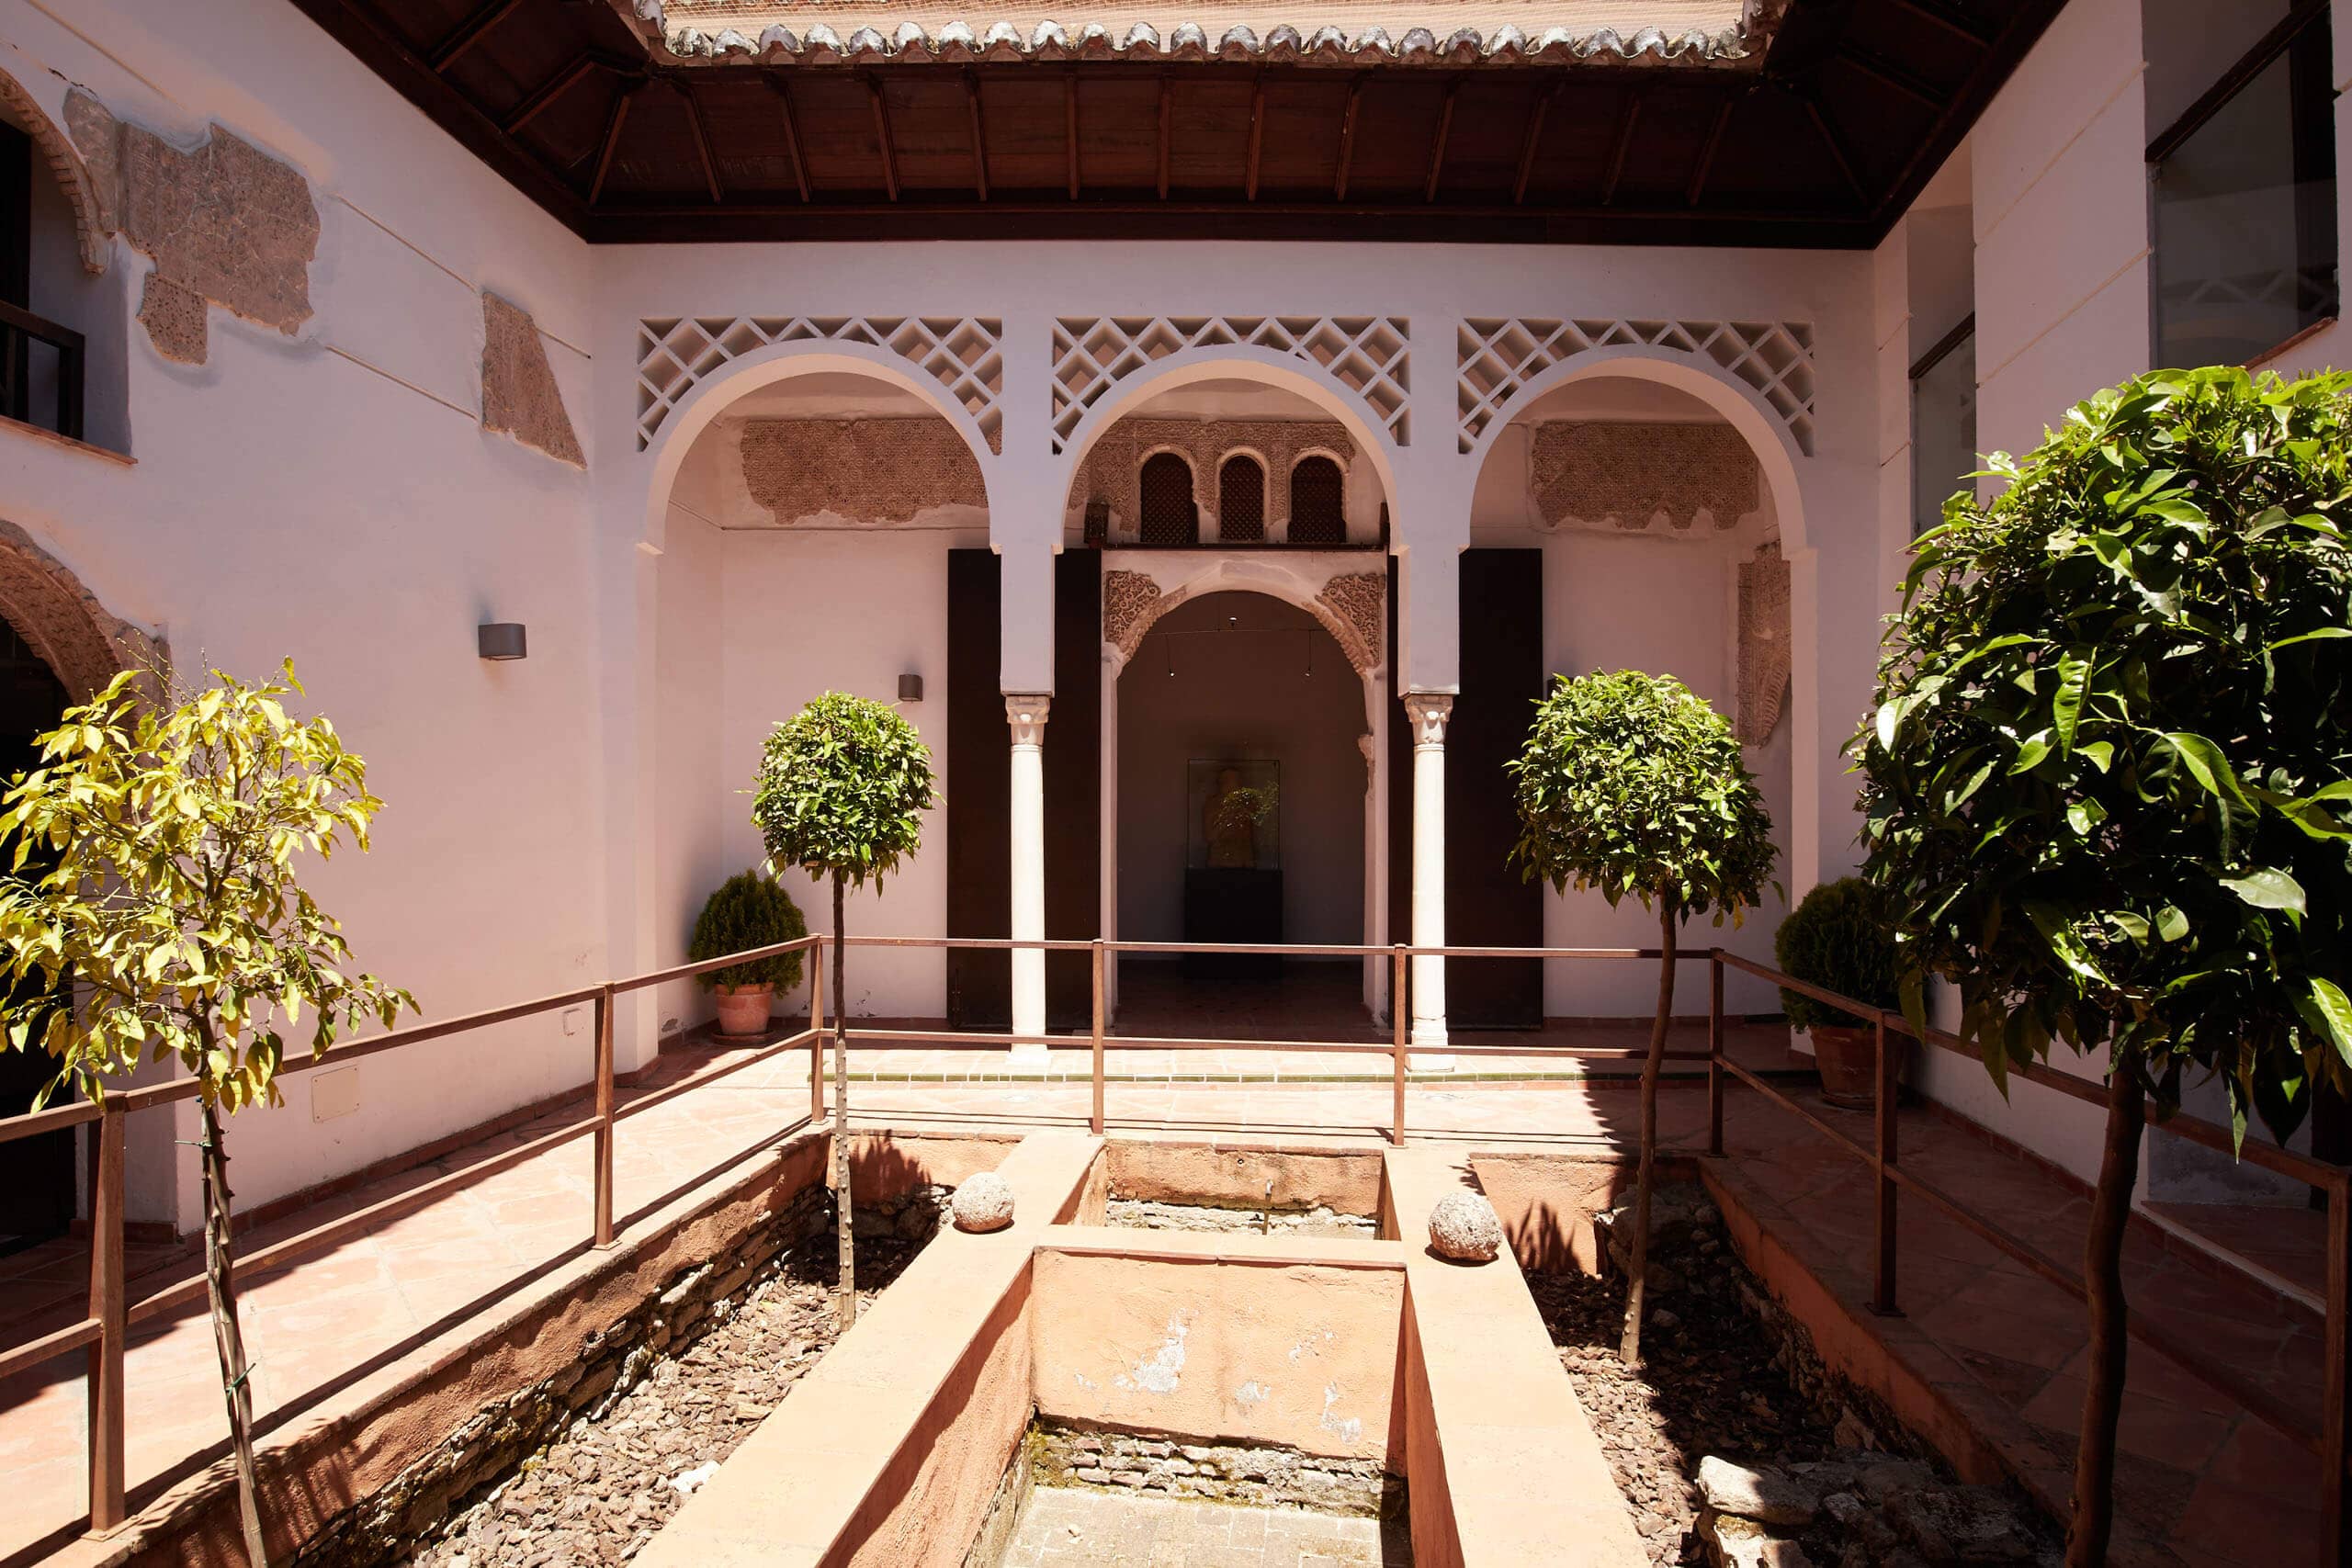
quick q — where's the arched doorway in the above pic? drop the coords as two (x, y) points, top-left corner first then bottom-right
(1114, 591), (1368, 1027)
(0, 621), (67, 1248)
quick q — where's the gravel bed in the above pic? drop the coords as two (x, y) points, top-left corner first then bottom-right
(402, 1228), (926, 1568)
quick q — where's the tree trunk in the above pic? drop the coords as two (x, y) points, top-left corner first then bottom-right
(2066, 1050), (2145, 1568)
(1621, 895), (1679, 1366)
(831, 873), (855, 1331)
(199, 1099), (268, 1566)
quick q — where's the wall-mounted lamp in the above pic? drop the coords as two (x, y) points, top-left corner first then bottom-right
(898, 672), (923, 703)
(478, 623), (527, 661)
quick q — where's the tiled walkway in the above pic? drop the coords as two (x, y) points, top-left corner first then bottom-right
(1000, 1487), (1408, 1567)
(0, 1032), (2327, 1567)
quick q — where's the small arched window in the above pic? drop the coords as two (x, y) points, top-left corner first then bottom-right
(1139, 452), (1197, 545)
(1218, 455), (1265, 542)
(1288, 456), (1346, 545)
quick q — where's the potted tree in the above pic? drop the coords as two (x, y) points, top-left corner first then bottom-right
(752, 692), (936, 1329)
(1510, 669), (1777, 1365)
(689, 870), (807, 1039)
(1773, 877), (1900, 1108)
(1858, 366), (2352, 1566)
(0, 661), (413, 1567)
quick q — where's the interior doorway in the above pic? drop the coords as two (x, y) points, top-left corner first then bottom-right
(0, 621), (70, 1251)
(1114, 590), (1370, 1022)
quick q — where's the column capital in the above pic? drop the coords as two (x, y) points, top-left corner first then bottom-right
(1402, 692), (1453, 747)
(1004, 692), (1051, 747)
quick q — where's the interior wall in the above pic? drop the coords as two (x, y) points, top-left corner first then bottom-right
(652, 505), (731, 1039)
(718, 530), (960, 1017)
(1115, 591), (1367, 953)
(17, 130), (129, 454)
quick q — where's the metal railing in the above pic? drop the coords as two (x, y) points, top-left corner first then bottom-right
(0, 299), (85, 442)
(1702, 948), (2352, 1563)
(0, 932), (2340, 1559)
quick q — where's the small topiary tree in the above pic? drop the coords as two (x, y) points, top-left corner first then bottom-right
(0, 661), (413, 1566)
(688, 870), (808, 991)
(752, 692), (936, 1329)
(1856, 366), (2352, 1567)
(1773, 877), (1899, 1032)
(1510, 669), (1778, 1364)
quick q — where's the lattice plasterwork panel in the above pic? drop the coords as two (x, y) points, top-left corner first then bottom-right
(1457, 317), (1815, 457)
(1052, 316), (1408, 454)
(636, 315), (1002, 452)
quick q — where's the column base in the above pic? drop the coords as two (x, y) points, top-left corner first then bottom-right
(1408, 1021), (1453, 1073)
(1008, 1041), (1051, 1067)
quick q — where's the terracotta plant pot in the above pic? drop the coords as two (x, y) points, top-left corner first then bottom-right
(1809, 1023), (1883, 1110)
(712, 983), (775, 1040)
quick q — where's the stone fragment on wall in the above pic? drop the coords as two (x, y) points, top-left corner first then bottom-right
(740, 417), (985, 524)
(1531, 421), (1760, 533)
(1737, 540), (1790, 745)
(1071, 419), (1357, 539)
(63, 89), (319, 365)
(481, 292), (585, 467)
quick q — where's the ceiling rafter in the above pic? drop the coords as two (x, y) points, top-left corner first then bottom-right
(587, 79), (638, 204)
(1834, 42), (1947, 107)
(502, 53), (605, 135)
(1157, 74), (1172, 199)
(764, 75), (810, 202)
(1886, 0), (1994, 49)
(676, 79), (722, 202)
(1512, 83), (1559, 206)
(1687, 93), (1736, 208)
(1423, 79), (1458, 203)
(865, 73), (899, 201)
(1600, 90), (1640, 207)
(430, 0), (526, 72)
(1332, 76), (1363, 201)
(1244, 75), (1266, 201)
(1065, 73), (1080, 200)
(965, 71), (989, 201)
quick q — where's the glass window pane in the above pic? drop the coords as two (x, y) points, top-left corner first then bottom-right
(1912, 333), (1975, 539)
(2154, 21), (2337, 367)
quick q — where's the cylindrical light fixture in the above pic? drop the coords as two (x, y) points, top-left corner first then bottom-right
(478, 623), (527, 661)
(898, 672), (923, 703)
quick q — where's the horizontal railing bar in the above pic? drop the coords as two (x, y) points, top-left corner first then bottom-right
(0, 298), (85, 354)
(1093, 1035), (1392, 1055)
(1712, 950), (2347, 1193)
(611, 936), (824, 996)
(0, 1314), (99, 1382)
(129, 1117), (599, 1325)
(0, 1096), (99, 1147)
(614, 1027), (824, 1122)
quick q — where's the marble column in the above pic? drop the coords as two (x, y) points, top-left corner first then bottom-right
(1403, 692), (1453, 1067)
(1005, 693), (1051, 1063)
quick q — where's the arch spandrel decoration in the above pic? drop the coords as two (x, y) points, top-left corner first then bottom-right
(1103, 562), (1385, 680)
(1457, 317), (1816, 457)
(636, 316), (1003, 452)
(0, 522), (155, 700)
(1052, 317), (1408, 455)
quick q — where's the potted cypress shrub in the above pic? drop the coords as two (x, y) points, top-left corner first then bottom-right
(689, 870), (808, 1039)
(1773, 876), (1900, 1108)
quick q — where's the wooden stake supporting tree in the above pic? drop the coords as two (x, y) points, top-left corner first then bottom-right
(0, 661), (413, 1567)
(1510, 668), (1777, 1365)
(751, 691), (936, 1332)
(1857, 366), (2352, 1566)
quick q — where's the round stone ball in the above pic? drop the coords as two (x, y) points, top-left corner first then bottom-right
(1428, 1191), (1503, 1263)
(951, 1171), (1015, 1234)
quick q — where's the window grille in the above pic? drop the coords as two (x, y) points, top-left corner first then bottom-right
(1138, 452), (1196, 545)
(1288, 457), (1346, 544)
(1219, 456), (1265, 542)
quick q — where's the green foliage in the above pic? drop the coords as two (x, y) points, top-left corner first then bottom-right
(0, 661), (413, 1111)
(1774, 877), (1900, 1032)
(752, 692), (937, 889)
(688, 871), (807, 991)
(1855, 366), (2352, 1143)
(1510, 669), (1780, 924)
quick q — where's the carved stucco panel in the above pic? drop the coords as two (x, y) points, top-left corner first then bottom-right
(1737, 539), (1791, 745)
(740, 417), (987, 524)
(1530, 421), (1760, 533)
(1071, 419), (1356, 538)
(1102, 570), (1164, 660)
(1313, 572), (1385, 677)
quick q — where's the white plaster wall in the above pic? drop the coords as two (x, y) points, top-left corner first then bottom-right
(1114, 591), (1367, 951)
(0, 0), (600, 1227)
(716, 531), (958, 1018)
(652, 507), (733, 1040)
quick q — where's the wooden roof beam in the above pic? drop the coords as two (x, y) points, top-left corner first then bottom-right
(503, 54), (603, 135)
(1512, 83), (1558, 205)
(865, 74), (899, 201)
(430, 0), (526, 72)
(764, 76), (811, 202)
(678, 80), (723, 202)
(1687, 94), (1735, 207)
(1065, 74), (1080, 199)
(1158, 75), (1171, 198)
(1887, 0), (1993, 49)
(1245, 75), (1265, 201)
(1836, 42), (1948, 107)
(1600, 90), (1640, 206)
(1804, 92), (1868, 208)
(1423, 78), (1457, 203)
(587, 79), (638, 205)
(965, 72), (989, 200)
(1333, 76), (1363, 200)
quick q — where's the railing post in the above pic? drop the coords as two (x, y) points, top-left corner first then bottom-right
(1390, 945), (1408, 1147)
(2323, 1171), (2349, 1565)
(1707, 950), (1725, 1159)
(1871, 1010), (1900, 1315)
(593, 983), (616, 1249)
(808, 936), (826, 1126)
(1090, 940), (1105, 1136)
(86, 1100), (125, 1534)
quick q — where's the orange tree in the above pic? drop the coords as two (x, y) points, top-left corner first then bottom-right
(1510, 669), (1777, 1364)
(0, 661), (411, 1565)
(1855, 366), (2352, 1565)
